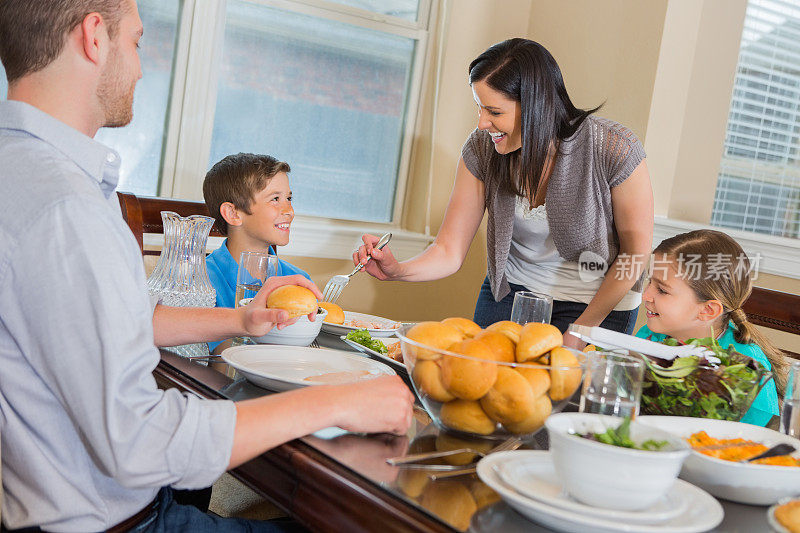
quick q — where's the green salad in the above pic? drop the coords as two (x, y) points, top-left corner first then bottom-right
(578, 417), (669, 451)
(346, 329), (388, 355)
(640, 336), (763, 420)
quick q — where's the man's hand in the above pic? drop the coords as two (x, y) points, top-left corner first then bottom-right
(239, 275), (323, 337)
(332, 375), (415, 435)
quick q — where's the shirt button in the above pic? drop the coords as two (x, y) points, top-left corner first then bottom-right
(106, 153), (116, 163)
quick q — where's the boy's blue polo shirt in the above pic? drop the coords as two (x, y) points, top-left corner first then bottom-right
(635, 323), (780, 426)
(206, 239), (311, 352)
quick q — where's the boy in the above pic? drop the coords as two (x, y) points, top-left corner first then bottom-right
(203, 153), (311, 352)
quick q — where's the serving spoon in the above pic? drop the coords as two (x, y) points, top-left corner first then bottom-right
(744, 443), (797, 462)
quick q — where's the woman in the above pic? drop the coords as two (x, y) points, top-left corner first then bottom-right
(355, 38), (653, 341)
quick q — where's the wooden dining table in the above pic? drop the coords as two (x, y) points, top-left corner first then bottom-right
(155, 333), (775, 533)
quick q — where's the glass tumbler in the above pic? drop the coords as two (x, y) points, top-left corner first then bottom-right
(236, 251), (279, 307)
(580, 350), (645, 418)
(510, 291), (553, 325)
(781, 360), (800, 438)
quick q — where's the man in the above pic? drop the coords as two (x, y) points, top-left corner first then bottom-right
(0, 1), (414, 531)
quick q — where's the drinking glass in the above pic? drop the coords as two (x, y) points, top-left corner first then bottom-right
(781, 360), (800, 438)
(510, 291), (553, 325)
(580, 350), (645, 418)
(236, 251), (278, 307)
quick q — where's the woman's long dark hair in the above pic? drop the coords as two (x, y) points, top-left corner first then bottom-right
(469, 38), (601, 200)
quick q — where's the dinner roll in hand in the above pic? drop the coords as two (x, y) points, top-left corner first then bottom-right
(266, 285), (319, 318)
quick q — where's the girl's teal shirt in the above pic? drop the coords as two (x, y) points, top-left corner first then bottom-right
(635, 323), (779, 426)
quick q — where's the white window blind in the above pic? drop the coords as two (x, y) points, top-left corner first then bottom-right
(711, 0), (800, 238)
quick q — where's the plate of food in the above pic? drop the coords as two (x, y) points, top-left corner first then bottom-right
(769, 498), (800, 533)
(638, 416), (800, 505)
(221, 344), (396, 392)
(340, 330), (405, 373)
(318, 303), (401, 337)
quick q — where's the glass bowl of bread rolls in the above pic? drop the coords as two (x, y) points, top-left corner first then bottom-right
(397, 318), (586, 440)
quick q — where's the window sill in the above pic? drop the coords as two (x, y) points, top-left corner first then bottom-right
(143, 216), (433, 260)
(653, 216), (800, 280)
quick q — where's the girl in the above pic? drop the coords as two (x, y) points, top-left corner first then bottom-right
(637, 229), (788, 426)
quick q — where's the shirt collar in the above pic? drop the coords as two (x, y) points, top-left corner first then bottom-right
(0, 100), (121, 196)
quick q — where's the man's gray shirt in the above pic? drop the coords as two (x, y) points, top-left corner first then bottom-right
(0, 100), (236, 531)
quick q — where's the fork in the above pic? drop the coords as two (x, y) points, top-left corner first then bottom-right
(386, 436), (522, 469)
(322, 232), (392, 303)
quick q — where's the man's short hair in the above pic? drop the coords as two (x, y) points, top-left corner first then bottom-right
(0, 0), (128, 83)
(203, 153), (291, 236)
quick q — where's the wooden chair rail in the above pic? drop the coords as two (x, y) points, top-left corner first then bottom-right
(117, 191), (224, 255)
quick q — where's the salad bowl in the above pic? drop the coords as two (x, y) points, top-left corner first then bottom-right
(636, 338), (773, 421)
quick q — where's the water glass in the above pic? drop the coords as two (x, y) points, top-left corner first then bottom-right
(781, 360), (800, 438)
(580, 350), (645, 418)
(510, 291), (553, 325)
(236, 251), (278, 307)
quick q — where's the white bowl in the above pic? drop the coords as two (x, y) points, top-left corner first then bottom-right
(639, 415), (800, 505)
(251, 307), (327, 346)
(545, 413), (690, 511)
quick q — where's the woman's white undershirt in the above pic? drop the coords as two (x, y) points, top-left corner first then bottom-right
(504, 198), (641, 312)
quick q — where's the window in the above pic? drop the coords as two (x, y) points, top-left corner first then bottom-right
(96, 0), (181, 196)
(711, 0), (800, 238)
(0, 1), (180, 196)
(209, 1), (418, 222)
(2, 0), (430, 226)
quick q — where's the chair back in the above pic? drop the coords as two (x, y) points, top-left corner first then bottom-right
(117, 192), (224, 256)
(744, 287), (800, 359)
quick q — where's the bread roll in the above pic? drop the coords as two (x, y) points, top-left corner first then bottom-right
(516, 367), (551, 398)
(434, 433), (493, 466)
(474, 330), (515, 363)
(441, 317), (482, 339)
(485, 320), (522, 344)
(318, 301), (344, 324)
(516, 323), (562, 363)
(502, 394), (552, 434)
(420, 481), (477, 532)
(266, 285), (318, 318)
(413, 360), (455, 403)
(405, 321), (463, 361)
(439, 399), (496, 435)
(440, 339), (498, 400)
(479, 367), (538, 425)
(549, 347), (583, 401)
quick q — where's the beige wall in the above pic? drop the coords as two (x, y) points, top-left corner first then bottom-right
(527, 0), (668, 141)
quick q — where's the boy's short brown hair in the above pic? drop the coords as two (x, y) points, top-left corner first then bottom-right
(0, 0), (128, 83)
(203, 153), (291, 235)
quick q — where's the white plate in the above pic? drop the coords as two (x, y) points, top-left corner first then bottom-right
(638, 416), (800, 505)
(321, 311), (401, 337)
(477, 451), (724, 533)
(768, 498), (800, 533)
(221, 344), (395, 392)
(496, 453), (688, 524)
(340, 335), (406, 373)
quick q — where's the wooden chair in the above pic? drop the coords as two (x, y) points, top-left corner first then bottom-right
(744, 287), (800, 359)
(117, 191), (224, 256)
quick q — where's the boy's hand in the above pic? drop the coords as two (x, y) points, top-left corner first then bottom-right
(354, 234), (401, 281)
(240, 275), (323, 336)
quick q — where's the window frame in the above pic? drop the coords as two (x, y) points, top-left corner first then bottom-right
(158, 0), (434, 229)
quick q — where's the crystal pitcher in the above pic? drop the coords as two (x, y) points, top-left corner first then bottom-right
(146, 211), (216, 358)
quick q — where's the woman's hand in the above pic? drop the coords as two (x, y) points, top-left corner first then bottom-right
(353, 234), (402, 281)
(240, 274), (323, 336)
